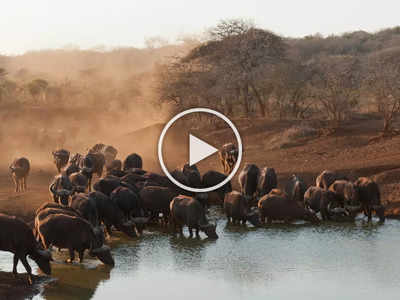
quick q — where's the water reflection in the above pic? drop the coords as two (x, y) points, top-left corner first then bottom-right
(38, 263), (110, 300)
(169, 235), (211, 271)
(0, 215), (399, 299)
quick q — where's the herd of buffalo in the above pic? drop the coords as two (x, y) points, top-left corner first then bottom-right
(1, 142), (385, 285)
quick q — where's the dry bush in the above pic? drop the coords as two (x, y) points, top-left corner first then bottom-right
(268, 125), (318, 150)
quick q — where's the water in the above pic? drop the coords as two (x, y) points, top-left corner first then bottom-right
(1, 209), (400, 300)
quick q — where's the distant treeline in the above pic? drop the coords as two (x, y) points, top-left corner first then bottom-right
(1, 21), (400, 133)
(156, 20), (400, 133)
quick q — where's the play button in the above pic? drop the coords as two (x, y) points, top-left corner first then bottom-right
(158, 108), (242, 193)
(189, 134), (218, 166)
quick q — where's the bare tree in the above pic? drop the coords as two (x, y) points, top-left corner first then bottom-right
(28, 79), (48, 103)
(365, 47), (400, 134)
(184, 19), (286, 117)
(309, 55), (361, 126)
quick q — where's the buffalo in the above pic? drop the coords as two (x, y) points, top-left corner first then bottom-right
(106, 159), (125, 177)
(52, 149), (70, 173)
(0, 213), (52, 285)
(139, 186), (179, 225)
(87, 191), (137, 237)
(316, 170), (348, 190)
(170, 195), (218, 239)
(36, 213), (114, 266)
(285, 174), (306, 204)
(202, 170), (232, 205)
(258, 190), (320, 224)
(9, 157), (30, 192)
(93, 176), (138, 196)
(224, 191), (260, 226)
(257, 167), (277, 197)
(238, 164), (260, 204)
(69, 193), (99, 227)
(123, 153), (143, 170)
(182, 163), (202, 188)
(49, 173), (75, 205)
(80, 152), (105, 191)
(89, 143), (118, 168)
(219, 143), (238, 174)
(354, 177), (385, 223)
(303, 186), (350, 221)
(69, 171), (89, 193)
(110, 186), (142, 222)
(64, 153), (82, 176)
(329, 180), (359, 206)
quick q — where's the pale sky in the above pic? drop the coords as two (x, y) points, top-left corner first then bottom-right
(1, 0), (399, 55)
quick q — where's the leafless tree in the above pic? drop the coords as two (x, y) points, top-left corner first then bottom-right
(364, 47), (400, 134)
(309, 55), (361, 126)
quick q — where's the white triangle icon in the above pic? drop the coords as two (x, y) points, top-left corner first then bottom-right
(189, 134), (218, 166)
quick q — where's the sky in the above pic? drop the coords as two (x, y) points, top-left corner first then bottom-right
(1, 0), (400, 55)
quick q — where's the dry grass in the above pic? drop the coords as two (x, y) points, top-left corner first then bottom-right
(268, 125), (318, 150)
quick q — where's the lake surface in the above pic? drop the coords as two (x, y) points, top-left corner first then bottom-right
(1, 208), (400, 300)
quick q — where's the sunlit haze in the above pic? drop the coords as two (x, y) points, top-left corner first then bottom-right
(1, 0), (400, 54)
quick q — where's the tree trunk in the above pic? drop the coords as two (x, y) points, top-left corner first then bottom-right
(249, 82), (265, 117)
(383, 116), (392, 134)
(242, 85), (250, 117)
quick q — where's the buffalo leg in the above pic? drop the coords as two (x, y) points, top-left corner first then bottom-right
(23, 176), (27, 191)
(242, 218), (247, 225)
(195, 227), (200, 238)
(67, 248), (75, 263)
(78, 250), (85, 263)
(368, 207), (372, 222)
(12, 175), (18, 192)
(188, 227), (193, 237)
(178, 225), (183, 237)
(260, 212), (265, 224)
(19, 255), (33, 285)
(12, 254), (19, 277)
(105, 221), (113, 237)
